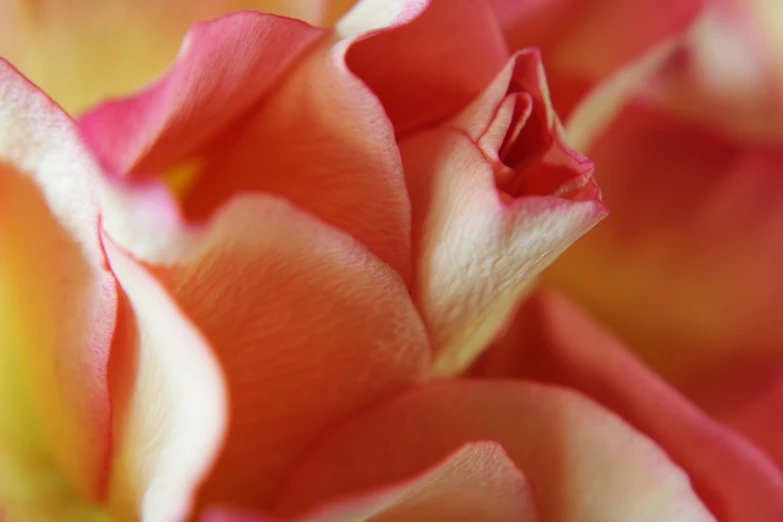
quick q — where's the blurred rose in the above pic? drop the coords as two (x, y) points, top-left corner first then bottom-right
(544, 0), (783, 470)
(0, 1), (780, 522)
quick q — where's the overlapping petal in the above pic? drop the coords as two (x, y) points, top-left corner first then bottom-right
(545, 105), (783, 409)
(401, 51), (606, 376)
(275, 380), (715, 522)
(0, 60), (117, 509)
(102, 238), (227, 522)
(98, 177), (430, 512)
(206, 442), (539, 522)
(486, 0), (704, 119)
(80, 10), (413, 282)
(0, 0), (354, 113)
(473, 289), (783, 522)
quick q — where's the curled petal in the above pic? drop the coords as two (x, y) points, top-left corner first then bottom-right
(99, 181), (430, 512)
(474, 289), (783, 522)
(403, 52), (606, 376)
(343, 0), (509, 135)
(79, 11), (326, 175)
(0, 60), (116, 505)
(276, 380), (715, 522)
(102, 238), (227, 522)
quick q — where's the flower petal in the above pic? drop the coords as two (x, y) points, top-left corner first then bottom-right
(545, 104), (783, 410)
(1, 1), (348, 113)
(81, 11), (412, 282)
(99, 182), (430, 512)
(486, 0), (704, 118)
(276, 380), (715, 522)
(473, 289), (783, 522)
(402, 52), (606, 377)
(343, 0), (509, 135)
(206, 442), (539, 522)
(79, 11), (326, 175)
(102, 237), (227, 522)
(0, 60), (116, 505)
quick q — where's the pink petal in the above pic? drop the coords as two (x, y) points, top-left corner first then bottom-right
(102, 237), (227, 522)
(98, 181), (430, 512)
(205, 442), (539, 522)
(0, 60), (116, 503)
(81, 10), (413, 281)
(715, 369), (783, 471)
(343, 0), (509, 135)
(177, 38), (414, 282)
(545, 105), (783, 411)
(79, 11), (326, 175)
(486, 0), (704, 118)
(0, 1), (350, 113)
(276, 381), (715, 522)
(402, 51), (606, 376)
(473, 289), (783, 522)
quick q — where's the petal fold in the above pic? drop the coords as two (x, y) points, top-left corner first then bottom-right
(474, 289), (783, 522)
(276, 380), (715, 522)
(0, 60), (116, 505)
(402, 52), (606, 376)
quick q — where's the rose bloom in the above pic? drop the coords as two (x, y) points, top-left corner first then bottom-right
(0, 0), (781, 521)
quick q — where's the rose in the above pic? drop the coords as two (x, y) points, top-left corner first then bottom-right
(0, 1), (780, 522)
(545, 0), (783, 477)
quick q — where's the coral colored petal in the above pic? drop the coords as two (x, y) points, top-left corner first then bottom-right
(79, 11), (326, 175)
(486, 0), (703, 118)
(343, 0), (509, 135)
(714, 370), (783, 471)
(99, 184), (430, 512)
(402, 53), (606, 377)
(0, 61), (116, 503)
(0, 1), (352, 113)
(102, 238), (227, 522)
(473, 289), (783, 522)
(179, 38), (413, 283)
(545, 105), (783, 409)
(276, 381), (715, 522)
(205, 442), (539, 522)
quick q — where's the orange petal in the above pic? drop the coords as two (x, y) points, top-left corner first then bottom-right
(275, 380), (715, 522)
(402, 52), (606, 377)
(178, 38), (413, 282)
(545, 104), (783, 410)
(99, 182), (430, 512)
(473, 289), (783, 522)
(102, 237), (227, 522)
(81, 11), (412, 281)
(0, 60), (116, 505)
(1, 0), (351, 113)
(343, 0), (509, 135)
(486, 0), (704, 118)
(206, 442), (539, 522)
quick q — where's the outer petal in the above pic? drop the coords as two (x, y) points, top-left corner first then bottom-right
(0, 61), (116, 505)
(79, 11), (326, 175)
(341, 0), (509, 135)
(403, 52), (606, 377)
(275, 381), (715, 522)
(102, 238), (227, 522)
(205, 442), (539, 522)
(98, 180), (430, 512)
(0, 0), (353, 113)
(545, 105), (783, 409)
(486, 0), (703, 118)
(81, 11), (412, 282)
(473, 289), (783, 522)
